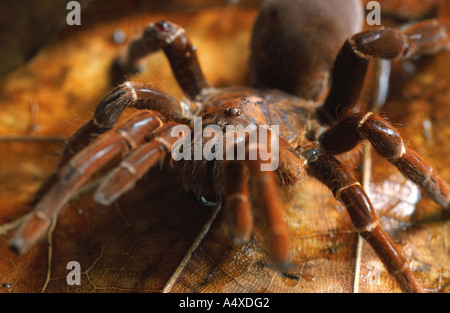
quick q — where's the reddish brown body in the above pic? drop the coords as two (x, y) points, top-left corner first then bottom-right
(7, 0), (450, 293)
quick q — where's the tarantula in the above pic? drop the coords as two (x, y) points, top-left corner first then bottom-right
(8, 0), (450, 293)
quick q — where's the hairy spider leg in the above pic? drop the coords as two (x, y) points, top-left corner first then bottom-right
(112, 20), (210, 99)
(315, 17), (450, 293)
(319, 18), (450, 124)
(303, 148), (424, 293)
(247, 159), (290, 267)
(9, 111), (169, 255)
(320, 113), (450, 208)
(32, 81), (185, 204)
(223, 160), (253, 245)
(221, 125), (289, 264)
(318, 16), (450, 207)
(220, 125), (291, 265)
(94, 123), (184, 206)
(244, 128), (291, 266)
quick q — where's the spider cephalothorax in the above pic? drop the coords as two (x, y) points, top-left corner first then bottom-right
(8, 0), (450, 293)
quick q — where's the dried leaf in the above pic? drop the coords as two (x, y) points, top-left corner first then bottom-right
(0, 1), (448, 293)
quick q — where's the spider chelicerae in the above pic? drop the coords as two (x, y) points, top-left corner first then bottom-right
(7, 0), (450, 293)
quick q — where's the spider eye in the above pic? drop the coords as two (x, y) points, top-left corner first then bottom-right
(225, 107), (241, 116)
(155, 21), (169, 31)
(302, 148), (324, 165)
